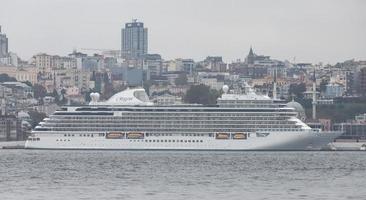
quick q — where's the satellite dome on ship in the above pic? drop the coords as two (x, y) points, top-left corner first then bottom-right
(286, 99), (306, 121)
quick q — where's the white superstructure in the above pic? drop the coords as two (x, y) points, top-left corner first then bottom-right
(25, 86), (342, 150)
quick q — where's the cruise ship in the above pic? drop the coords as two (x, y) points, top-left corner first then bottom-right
(25, 85), (342, 150)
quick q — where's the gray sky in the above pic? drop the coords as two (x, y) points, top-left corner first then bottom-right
(0, 0), (365, 64)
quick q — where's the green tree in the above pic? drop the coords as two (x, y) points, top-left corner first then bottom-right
(0, 73), (17, 82)
(22, 81), (33, 87)
(184, 84), (220, 105)
(28, 110), (47, 128)
(288, 83), (306, 99)
(33, 84), (47, 99)
(84, 89), (93, 102)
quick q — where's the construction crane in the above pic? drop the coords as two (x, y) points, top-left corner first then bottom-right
(80, 48), (121, 58)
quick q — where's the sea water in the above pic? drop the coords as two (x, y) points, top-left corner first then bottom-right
(0, 150), (365, 200)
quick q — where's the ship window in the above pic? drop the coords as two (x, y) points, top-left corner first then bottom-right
(157, 140), (160, 142)
(184, 140), (187, 143)
(91, 134), (94, 137)
(72, 134), (74, 137)
(181, 140), (183, 142)
(173, 140), (175, 142)
(168, 140), (171, 142)
(188, 140), (191, 143)
(56, 139), (58, 141)
(64, 134), (67, 137)
(165, 140), (167, 142)
(200, 140), (203, 142)
(153, 140), (155, 142)
(192, 140), (195, 143)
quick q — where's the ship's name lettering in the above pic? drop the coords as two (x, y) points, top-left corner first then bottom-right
(119, 97), (133, 101)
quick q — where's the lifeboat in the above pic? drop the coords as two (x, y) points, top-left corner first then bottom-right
(216, 133), (229, 139)
(233, 133), (247, 140)
(106, 132), (125, 139)
(127, 132), (144, 139)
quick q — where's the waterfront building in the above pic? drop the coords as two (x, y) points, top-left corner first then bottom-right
(121, 19), (148, 59)
(334, 113), (366, 140)
(203, 56), (227, 72)
(361, 67), (366, 96)
(143, 54), (162, 76)
(0, 114), (24, 141)
(122, 66), (143, 86)
(151, 93), (182, 105)
(199, 77), (224, 91)
(0, 65), (38, 84)
(324, 83), (344, 99)
(1, 82), (33, 99)
(164, 59), (188, 73)
(0, 52), (19, 66)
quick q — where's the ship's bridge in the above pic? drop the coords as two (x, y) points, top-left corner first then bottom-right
(217, 85), (279, 108)
(89, 87), (154, 106)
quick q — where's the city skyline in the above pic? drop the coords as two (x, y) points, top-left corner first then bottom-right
(0, 0), (365, 64)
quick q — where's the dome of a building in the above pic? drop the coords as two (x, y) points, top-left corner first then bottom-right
(286, 99), (306, 121)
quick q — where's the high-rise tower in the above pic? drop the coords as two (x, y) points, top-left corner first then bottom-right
(0, 26), (9, 58)
(121, 19), (148, 60)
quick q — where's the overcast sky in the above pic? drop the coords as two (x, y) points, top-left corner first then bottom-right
(0, 0), (365, 64)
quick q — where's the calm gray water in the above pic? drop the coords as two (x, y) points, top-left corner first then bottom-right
(0, 150), (365, 200)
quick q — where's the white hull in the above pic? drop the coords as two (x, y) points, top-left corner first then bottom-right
(25, 131), (342, 151)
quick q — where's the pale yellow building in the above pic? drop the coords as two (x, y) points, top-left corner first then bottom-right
(0, 65), (38, 84)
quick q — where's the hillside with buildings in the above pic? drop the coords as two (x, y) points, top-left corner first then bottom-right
(1, 21), (366, 141)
